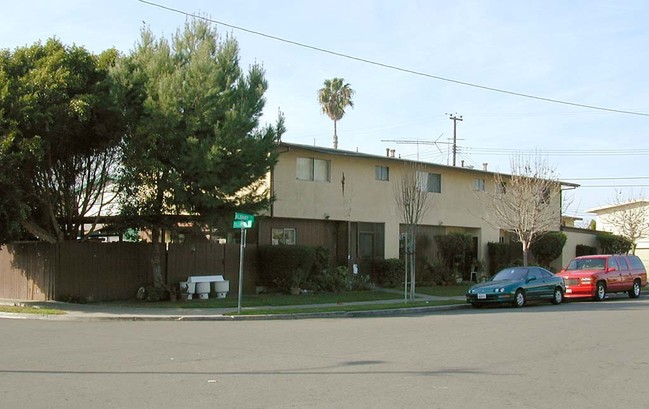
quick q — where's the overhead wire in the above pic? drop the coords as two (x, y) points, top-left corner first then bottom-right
(463, 147), (649, 157)
(137, 0), (649, 117)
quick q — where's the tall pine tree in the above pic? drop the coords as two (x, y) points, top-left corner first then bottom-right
(114, 19), (284, 286)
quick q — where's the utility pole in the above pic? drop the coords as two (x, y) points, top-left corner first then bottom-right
(446, 113), (463, 166)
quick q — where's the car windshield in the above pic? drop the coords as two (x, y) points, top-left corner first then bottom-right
(567, 258), (606, 271)
(491, 268), (528, 281)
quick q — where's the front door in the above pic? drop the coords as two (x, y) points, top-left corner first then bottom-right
(358, 232), (374, 276)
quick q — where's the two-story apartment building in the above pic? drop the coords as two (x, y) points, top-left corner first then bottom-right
(252, 142), (577, 275)
(588, 200), (649, 267)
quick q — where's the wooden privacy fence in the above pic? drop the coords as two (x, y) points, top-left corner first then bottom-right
(0, 242), (55, 301)
(0, 242), (258, 301)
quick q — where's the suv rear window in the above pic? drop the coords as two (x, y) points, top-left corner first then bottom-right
(627, 255), (645, 270)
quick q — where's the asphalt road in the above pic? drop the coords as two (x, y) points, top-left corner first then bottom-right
(1, 296), (648, 409)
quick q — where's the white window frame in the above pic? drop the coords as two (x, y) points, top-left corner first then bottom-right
(297, 157), (330, 182)
(375, 165), (389, 181)
(416, 171), (442, 193)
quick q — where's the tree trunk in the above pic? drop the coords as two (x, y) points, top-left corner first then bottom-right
(333, 120), (338, 149)
(404, 233), (409, 301)
(522, 242), (529, 267)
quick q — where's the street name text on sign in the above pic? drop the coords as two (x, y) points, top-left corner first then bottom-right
(232, 220), (252, 229)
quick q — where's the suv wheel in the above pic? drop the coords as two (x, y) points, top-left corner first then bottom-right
(628, 280), (641, 299)
(594, 282), (606, 301)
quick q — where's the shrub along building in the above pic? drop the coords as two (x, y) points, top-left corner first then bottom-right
(249, 142), (586, 279)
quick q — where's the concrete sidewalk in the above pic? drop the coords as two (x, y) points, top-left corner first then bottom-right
(0, 291), (469, 321)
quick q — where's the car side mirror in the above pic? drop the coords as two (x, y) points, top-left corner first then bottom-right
(527, 276), (537, 283)
(606, 267), (617, 272)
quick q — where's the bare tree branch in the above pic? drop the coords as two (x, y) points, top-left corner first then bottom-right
(483, 153), (561, 266)
(393, 161), (435, 300)
(599, 190), (649, 254)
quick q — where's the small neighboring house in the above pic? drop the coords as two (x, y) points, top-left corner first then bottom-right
(253, 142), (584, 275)
(588, 200), (649, 268)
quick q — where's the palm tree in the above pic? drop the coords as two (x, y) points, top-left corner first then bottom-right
(318, 77), (355, 149)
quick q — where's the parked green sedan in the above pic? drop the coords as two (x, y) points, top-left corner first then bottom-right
(466, 266), (566, 308)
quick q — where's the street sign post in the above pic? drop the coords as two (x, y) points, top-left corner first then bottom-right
(233, 212), (255, 313)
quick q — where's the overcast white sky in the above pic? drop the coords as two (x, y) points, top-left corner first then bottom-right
(2, 0), (649, 225)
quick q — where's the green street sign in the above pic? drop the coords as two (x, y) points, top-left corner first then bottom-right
(234, 212), (255, 222)
(233, 220), (252, 229)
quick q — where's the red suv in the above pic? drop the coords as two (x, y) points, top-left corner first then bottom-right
(557, 255), (647, 301)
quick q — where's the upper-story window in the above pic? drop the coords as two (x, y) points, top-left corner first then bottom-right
(417, 171), (442, 193)
(375, 165), (389, 181)
(473, 178), (486, 191)
(297, 157), (330, 182)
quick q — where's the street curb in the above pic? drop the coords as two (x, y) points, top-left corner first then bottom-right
(0, 303), (471, 322)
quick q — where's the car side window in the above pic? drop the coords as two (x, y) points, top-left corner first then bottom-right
(608, 257), (619, 270)
(628, 256), (645, 270)
(615, 257), (629, 270)
(528, 268), (541, 281)
(538, 269), (552, 279)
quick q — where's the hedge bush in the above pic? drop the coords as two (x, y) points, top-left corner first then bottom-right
(258, 245), (316, 293)
(596, 232), (632, 254)
(372, 258), (404, 288)
(530, 232), (567, 268)
(487, 242), (523, 274)
(435, 233), (475, 280)
(576, 244), (597, 257)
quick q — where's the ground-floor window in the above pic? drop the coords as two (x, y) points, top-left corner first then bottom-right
(272, 228), (296, 245)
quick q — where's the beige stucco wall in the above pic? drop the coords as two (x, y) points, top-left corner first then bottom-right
(268, 145), (562, 262)
(553, 227), (600, 271)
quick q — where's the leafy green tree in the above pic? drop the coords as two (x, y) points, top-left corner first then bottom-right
(317, 77), (354, 149)
(530, 231), (567, 268)
(596, 232), (632, 254)
(0, 39), (125, 244)
(114, 20), (284, 286)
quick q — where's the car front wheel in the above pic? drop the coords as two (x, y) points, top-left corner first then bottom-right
(594, 282), (606, 301)
(628, 280), (641, 298)
(551, 287), (563, 305)
(513, 289), (526, 308)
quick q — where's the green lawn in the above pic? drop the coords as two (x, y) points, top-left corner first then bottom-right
(0, 305), (66, 315)
(106, 286), (470, 310)
(111, 290), (404, 309)
(415, 284), (472, 297)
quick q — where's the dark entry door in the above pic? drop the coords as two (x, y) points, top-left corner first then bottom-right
(358, 232), (374, 275)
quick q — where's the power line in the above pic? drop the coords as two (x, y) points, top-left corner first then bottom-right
(464, 147), (649, 156)
(569, 184), (649, 188)
(564, 176), (649, 181)
(137, 0), (649, 117)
